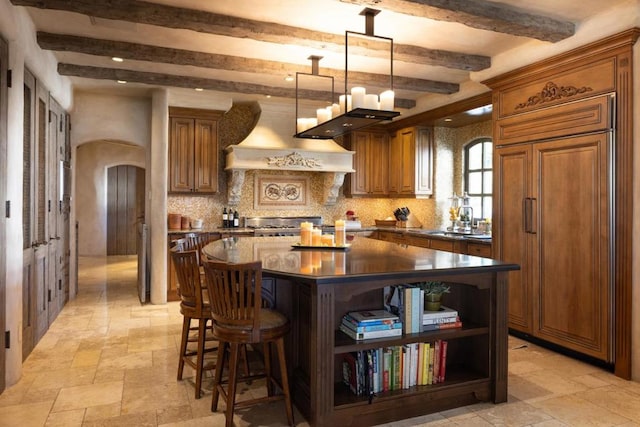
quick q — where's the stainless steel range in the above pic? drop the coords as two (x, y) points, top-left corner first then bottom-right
(244, 216), (322, 236)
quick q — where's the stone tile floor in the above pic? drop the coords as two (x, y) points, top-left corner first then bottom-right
(1, 255), (639, 426)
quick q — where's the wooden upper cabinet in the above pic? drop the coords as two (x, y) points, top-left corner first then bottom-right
(169, 107), (223, 194)
(343, 130), (389, 197)
(388, 126), (433, 197)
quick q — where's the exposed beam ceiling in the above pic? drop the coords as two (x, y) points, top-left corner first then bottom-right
(37, 33), (459, 95)
(339, 0), (575, 42)
(8, 0), (615, 116)
(57, 63), (418, 109)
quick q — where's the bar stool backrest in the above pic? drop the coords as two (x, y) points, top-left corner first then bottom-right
(202, 260), (263, 343)
(170, 248), (205, 313)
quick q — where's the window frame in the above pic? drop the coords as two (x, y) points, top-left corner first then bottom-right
(463, 137), (493, 221)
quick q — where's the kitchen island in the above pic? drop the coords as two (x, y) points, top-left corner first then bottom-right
(202, 235), (519, 426)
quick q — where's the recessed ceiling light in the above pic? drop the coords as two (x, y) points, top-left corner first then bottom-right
(194, 88), (204, 92)
(265, 94), (272, 98)
(111, 57), (124, 62)
(116, 80), (127, 84)
(284, 74), (294, 82)
(444, 118), (453, 122)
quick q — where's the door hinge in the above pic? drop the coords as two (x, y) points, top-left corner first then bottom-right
(5, 200), (9, 218)
(6, 69), (11, 88)
(4, 331), (9, 349)
(48, 289), (52, 302)
(48, 199), (51, 212)
(48, 110), (52, 123)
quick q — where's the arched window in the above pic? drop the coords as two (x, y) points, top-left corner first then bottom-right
(464, 138), (492, 221)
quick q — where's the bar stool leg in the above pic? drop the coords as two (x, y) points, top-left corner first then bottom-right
(276, 338), (294, 426)
(225, 342), (241, 427)
(211, 341), (226, 412)
(263, 342), (274, 396)
(194, 318), (208, 399)
(177, 316), (191, 380)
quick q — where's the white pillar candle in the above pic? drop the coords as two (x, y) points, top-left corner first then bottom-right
(339, 94), (352, 113)
(307, 118), (318, 130)
(331, 103), (340, 117)
(296, 118), (306, 133)
(380, 90), (395, 111)
(364, 93), (379, 110)
(351, 87), (366, 109)
(317, 108), (330, 124)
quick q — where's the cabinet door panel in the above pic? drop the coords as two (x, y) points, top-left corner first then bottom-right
(495, 144), (533, 333)
(533, 133), (610, 360)
(194, 119), (218, 193)
(368, 132), (389, 195)
(398, 128), (415, 194)
(169, 117), (194, 192)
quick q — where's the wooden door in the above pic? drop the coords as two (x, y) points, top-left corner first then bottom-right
(47, 98), (65, 321)
(34, 80), (50, 343)
(368, 131), (389, 196)
(494, 143), (533, 334)
(22, 69), (37, 360)
(532, 133), (611, 361)
(107, 165), (145, 255)
(169, 117), (194, 192)
(0, 36), (8, 391)
(193, 119), (218, 192)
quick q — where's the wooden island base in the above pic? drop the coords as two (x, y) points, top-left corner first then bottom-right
(203, 236), (518, 426)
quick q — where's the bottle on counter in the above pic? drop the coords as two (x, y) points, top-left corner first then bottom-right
(227, 209), (234, 229)
(233, 210), (240, 228)
(222, 207), (228, 228)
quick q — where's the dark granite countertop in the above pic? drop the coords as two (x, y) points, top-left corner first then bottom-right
(202, 235), (515, 282)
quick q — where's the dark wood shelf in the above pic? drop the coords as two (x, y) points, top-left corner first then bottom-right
(333, 322), (489, 354)
(333, 365), (489, 408)
(294, 108), (401, 139)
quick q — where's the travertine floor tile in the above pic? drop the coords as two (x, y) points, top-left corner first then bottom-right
(0, 401), (53, 427)
(51, 381), (123, 412)
(530, 393), (632, 426)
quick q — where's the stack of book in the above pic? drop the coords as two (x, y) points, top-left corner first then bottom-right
(342, 339), (449, 396)
(383, 285), (463, 333)
(339, 309), (402, 341)
(423, 305), (462, 330)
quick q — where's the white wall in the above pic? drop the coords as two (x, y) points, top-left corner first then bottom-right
(0, 0), (73, 387)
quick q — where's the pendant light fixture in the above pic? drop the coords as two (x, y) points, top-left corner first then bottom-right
(295, 8), (400, 139)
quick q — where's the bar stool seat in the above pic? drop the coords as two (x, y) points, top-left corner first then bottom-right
(203, 259), (294, 427)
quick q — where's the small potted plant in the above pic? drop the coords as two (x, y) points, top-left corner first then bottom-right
(417, 281), (451, 311)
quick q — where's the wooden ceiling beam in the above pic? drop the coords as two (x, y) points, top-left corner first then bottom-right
(11, 0), (490, 71)
(37, 32), (459, 94)
(339, 0), (575, 42)
(56, 63), (418, 109)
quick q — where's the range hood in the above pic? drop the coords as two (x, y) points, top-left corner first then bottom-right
(223, 101), (355, 205)
(225, 144), (354, 206)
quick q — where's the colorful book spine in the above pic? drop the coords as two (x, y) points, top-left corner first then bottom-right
(404, 288), (412, 334)
(427, 343), (434, 385)
(422, 320), (463, 331)
(382, 348), (391, 392)
(417, 342), (424, 385)
(344, 313), (399, 327)
(433, 340), (441, 383)
(341, 318), (402, 333)
(423, 315), (459, 325)
(411, 288), (421, 334)
(339, 324), (402, 341)
(392, 346), (401, 390)
(372, 349), (379, 393)
(439, 340), (448, 383)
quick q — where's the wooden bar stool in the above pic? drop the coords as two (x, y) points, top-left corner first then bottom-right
(170, 247), (217, 399)
(202, 259), (294, 427)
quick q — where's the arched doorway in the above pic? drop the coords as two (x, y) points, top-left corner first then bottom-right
(106, 165), (145, 255)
